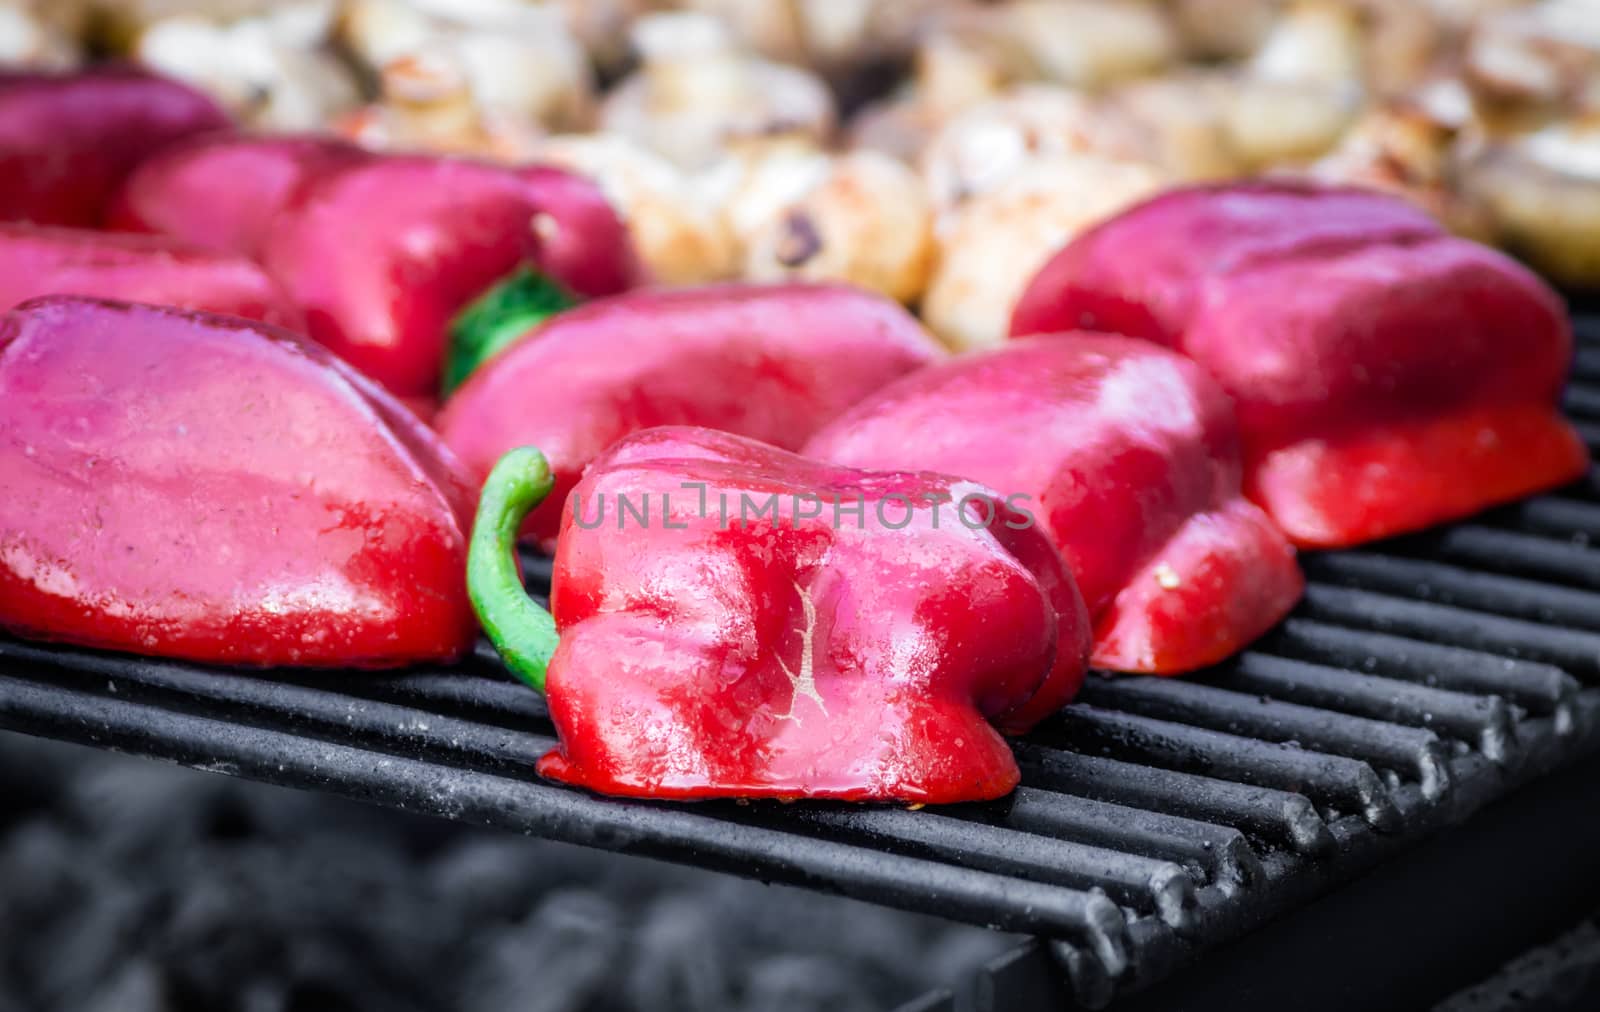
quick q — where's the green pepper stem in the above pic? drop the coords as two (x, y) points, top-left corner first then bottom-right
(468, 447), (560, 693)
(443, 268), (576, 397)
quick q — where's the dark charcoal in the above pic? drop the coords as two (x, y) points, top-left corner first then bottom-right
(0, 733), (1013, 1012)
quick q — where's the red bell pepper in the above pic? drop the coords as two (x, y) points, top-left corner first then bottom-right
(107, 136), (642, 402)
(805, 336), (1304, 674)
(1009, 181), (1590, 548)
(0, 223), (302, 329)
(0, 67), (229, 228)
(467, 429), (1091, 802)
(436, 282), (948, 548)
(107, 133), (369, 257)
(0, 296), (478, 667)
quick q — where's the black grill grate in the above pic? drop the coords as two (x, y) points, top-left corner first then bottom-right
(4, 320), (1600, 1010)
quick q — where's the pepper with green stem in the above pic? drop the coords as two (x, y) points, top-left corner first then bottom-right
(465, 427), (1091, 803)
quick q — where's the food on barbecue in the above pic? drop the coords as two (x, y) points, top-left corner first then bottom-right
(1458, 117), (1600, 288)
(805, 336), (1303, 673)
(108, 133), (368, 256)
(435, 283), (946, 548)
(1006, 0), (1181, 89)
(257, 154), (640, 402)
(600, 12), (835, 169)
(918, 87), (1125, 223)
(334, 50), (544, 163)
(1462, 1), (1600, 118)
(335, 0), (591, 158)
(0, 2), (82, 68)
(1309, 88), (1494, 239)
(848, 34), (1011, 163)
(681, 0), (947, 77)
(921, 154), (1166, 350)
(713, 144), (936, 303)
(536, 132), (740, 286)
(0, 66), (229, 227)
(0, 223), (301, 328)
(467, 430), (1091, 801)
(1010, 181), (1591, 548)
(0, 296), (479, 666)
(134, 1), (360, 130)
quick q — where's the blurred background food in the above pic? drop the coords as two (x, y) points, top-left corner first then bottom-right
(6, 0), (1598, 345)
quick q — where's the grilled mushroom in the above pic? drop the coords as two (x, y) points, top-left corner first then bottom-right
(0, 2), (84, 68)
(340, 0), (595, 135)
(600, 12), (835, 168)
(135, 2), (360, 130)
(537, 132), (739, 285)
(1459, 115), (1600, 288)
(918, 86), (1141, 223)
(736, 149), (936, 302)
(921, 153), (1167, 350)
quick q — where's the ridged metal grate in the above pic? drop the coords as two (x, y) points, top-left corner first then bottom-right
(3, 319), (1599, 1011)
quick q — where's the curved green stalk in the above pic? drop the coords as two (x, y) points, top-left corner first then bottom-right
(468, 447), (559, 692)
(443, 268), (576, 397)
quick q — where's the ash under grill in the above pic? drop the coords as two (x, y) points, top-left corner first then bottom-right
(4, 321), (1600, 1010)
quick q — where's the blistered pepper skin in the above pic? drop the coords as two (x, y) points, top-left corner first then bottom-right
(527, 427), (1091, 802)
(1009, 181), (1590, 548)
(107, 133), (370, 256)
(805, 336), (1304, 674)
(436, 283), (948, 547)
(0, 68), (230, 227)
(258, 156), (643, 400)
(0, 297), (479, 667)
(0, 224), (302, 329)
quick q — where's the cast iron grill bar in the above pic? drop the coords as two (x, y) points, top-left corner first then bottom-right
(1295, 584), (1600, 678)
(1037, 705), (1403, 831)
(1010, 744), (1335, 857)
(773, 807), (1201, 934)
(1302, 553), (1600, 632)
(1579, 420), (1600, 453)
(1493, 496), (1600, 542)
(1402, 526), (1600, 591)
(0, 670), (1136, 960)
(965, 788), (1265, 890)
(1574, 344), (1600, 379)
(1264, 618), (1580, 721)
(1209, 652), (1514, 762)
(1564, 384), (1600, 417)
(1075, 677), (1452, 799)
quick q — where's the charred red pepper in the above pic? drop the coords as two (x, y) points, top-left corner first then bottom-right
(805, 336), (1304, 674)
(436, 282), (948, 548)
(467, 428), (1091, 802)
(1010, 181), (1590, 548)
(108, 136), (642, 402)
(0, 296), (478, 667)
(0, 223), (302, 329)
(0, 67), (229, 228)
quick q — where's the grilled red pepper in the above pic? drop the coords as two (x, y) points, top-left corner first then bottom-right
(0, 67), (229, 228)
(0, 296), (478, 667)
(468, 428), (1091, 802)
(0, 223), (302, 329)
(806, 336), (1304, 673)
(107, 133), (369, 257)
(1010, 181), (1590, 548)
(437, 283), (948, 548)
(108, 136), (642, 402)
